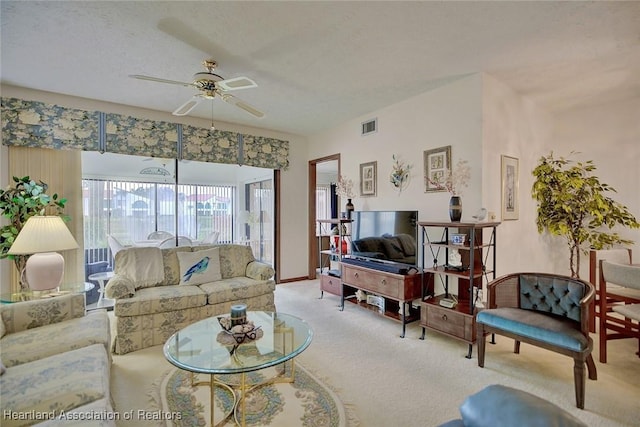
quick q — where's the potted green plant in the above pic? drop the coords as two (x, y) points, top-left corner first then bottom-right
(532, 153), (639, 278)
(0, 176), (68, 290)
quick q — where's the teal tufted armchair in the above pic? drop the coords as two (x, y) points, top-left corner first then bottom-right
(476, 273), (597, 409)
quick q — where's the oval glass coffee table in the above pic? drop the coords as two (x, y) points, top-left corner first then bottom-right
(163, 311), (313, 427)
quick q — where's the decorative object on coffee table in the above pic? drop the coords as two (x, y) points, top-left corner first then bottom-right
(230, 303), (247, 326)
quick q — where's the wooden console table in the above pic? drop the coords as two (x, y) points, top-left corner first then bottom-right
(341, 262), (422, 338)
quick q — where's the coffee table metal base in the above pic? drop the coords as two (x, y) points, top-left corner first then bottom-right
(190, 359), (296, 427)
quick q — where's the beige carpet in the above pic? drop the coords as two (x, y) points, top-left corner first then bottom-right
(112, 279), (640, 426)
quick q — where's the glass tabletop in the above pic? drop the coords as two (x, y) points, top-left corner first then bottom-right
(163, 311), (313, 375)
(0, 282), (95, 304)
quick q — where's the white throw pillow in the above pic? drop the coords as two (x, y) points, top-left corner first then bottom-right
(177, 247), (222, 285)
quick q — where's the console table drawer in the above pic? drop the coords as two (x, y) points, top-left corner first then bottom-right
(320, 274), (342, 296)
(421, 303), (475, 342)
(343, 267), (401, 299)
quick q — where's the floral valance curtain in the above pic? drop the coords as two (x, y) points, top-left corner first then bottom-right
(1, 97), (289, 170)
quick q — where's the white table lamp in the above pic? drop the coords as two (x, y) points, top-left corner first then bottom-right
(8, 216), (79, 291)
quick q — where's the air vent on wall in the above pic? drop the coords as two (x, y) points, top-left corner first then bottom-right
(361, 118), (377, 136)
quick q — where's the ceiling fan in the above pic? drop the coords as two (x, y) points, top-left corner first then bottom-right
(129, 59), (264, 118)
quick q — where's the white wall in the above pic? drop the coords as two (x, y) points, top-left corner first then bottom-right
(0, 85), (310, 282)
(309, 74), (483, 221)
(482, 73), (556, 276)
(553, 98), (640, 278)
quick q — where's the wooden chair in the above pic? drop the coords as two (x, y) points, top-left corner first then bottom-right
(476, 273), (597, 409)
(599, 260), (640, 363)
(588, 248), (632, 332)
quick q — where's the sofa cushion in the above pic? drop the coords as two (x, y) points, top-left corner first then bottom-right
(0, 344), (110, 427)
(215, 245), (256, 279)
(199, 277), (276, 305)
(177, 247), (222, 285)
(160, 246), (192, 286)
(115, 247), (165, 290)
(459, 384), (587, 427)
(114, 285), (207, 317)
(0, 309), (111, 368)
(476, 307), (588, 352)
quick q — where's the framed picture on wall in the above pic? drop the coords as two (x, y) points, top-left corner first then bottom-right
(360, 161), (377, 197)
(501, 155), (519, 220)
(424, 145), (451, 192)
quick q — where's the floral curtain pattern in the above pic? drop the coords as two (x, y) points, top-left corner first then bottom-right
(1, 97), (289, 170)
(181, 124), (239, 165)
(0, 97), (100, 151)
(243, 134), (290, 169)
(105, 113), (178, 158)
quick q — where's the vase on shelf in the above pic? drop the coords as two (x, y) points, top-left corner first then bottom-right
(345, 199), (355, 219)
(449, 196), (462, 222)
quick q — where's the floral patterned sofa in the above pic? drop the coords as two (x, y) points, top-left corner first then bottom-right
(0, 293), (113, 426)
(106, 244), (276, 355)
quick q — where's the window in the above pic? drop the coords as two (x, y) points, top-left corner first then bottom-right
(316, 184), (332, 235)
(83, 179), (236, 264)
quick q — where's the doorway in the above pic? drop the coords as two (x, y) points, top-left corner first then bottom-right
(307, 154), (340, 279)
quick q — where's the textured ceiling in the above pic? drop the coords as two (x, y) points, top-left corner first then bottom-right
(2, 1), (639, 137)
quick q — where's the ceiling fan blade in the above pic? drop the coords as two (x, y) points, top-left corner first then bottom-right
(129, 74), (196, 88)
(221, 94), (264, 118)
(217, 76), (258, 91)
(173, 96), (203, 116)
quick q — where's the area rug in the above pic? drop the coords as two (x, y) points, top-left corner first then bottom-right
(150, 362), (358, 427)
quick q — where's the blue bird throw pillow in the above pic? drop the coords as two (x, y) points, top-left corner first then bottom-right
(177, 247), (222, 286)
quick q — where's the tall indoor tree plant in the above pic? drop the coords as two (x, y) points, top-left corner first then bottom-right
(532, 153), (639, 278)
(0, 176), (68, 290)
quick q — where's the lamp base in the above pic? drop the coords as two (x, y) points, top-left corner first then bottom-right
(24, 252), (65, 291)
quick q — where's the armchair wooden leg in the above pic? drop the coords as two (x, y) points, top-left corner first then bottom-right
(573, 359), (586, 409)
(477, 324), (486, 367)
(514, 340), (520, 354)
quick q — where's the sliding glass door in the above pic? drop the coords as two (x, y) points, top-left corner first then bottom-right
(245, 178), (273, 264)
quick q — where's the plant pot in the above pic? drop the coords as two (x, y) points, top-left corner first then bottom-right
(449, 196), (462, 222)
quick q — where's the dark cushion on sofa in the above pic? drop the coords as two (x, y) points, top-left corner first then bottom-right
(458, 385), (586, 427)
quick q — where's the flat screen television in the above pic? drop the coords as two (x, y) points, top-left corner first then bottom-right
(349, 210), (419, 268)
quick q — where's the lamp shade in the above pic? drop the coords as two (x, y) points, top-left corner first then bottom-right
(8, 216), (79, 255)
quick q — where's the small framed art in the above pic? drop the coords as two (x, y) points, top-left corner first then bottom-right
(501, 155), (519, 220)
(424, 145), (451, 192)
(360, 161), (377, 197)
